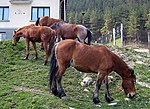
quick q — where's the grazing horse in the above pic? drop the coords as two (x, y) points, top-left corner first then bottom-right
(35, 16), (63, 27)
(12, 24), (56, 65)
(49, 39), (136, 104)
(51, 21), (92, 45)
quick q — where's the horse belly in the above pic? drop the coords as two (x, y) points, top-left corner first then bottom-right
(63, 32), (77, 39)
(71, 58), (99, 73)
(29, 37), (41, 42)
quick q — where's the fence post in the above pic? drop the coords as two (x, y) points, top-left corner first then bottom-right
(113, 28), (116, 46)
(120, 23), (123, 47)
(148, 31), (150, 54)
(0, 34), (2, 45)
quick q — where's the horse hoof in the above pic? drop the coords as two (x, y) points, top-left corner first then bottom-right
(61, 96), (67, 100)
(93, 98), (100, 104)
(34, 56), (38, 60)
(40, 48), (44, 50)
(105, 97), (114, 103)
(44, 61), (47, 65)
(52, 88), (58, 96)
(43, 63), (47, 65)
(23, 57), (28, 60)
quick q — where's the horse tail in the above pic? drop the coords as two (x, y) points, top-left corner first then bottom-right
(49, 44), (57, 91)
(86, 29), (92, 45)
(35, 17), (40, 26)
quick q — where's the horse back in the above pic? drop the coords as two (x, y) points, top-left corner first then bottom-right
(55, 40), (114, 73)
(48, 18), (63, 26)
(39, 16), (63, 27)
(26, 26), (54, 42)
(57, 23), (79, 39)
(39, 16), (49, 26)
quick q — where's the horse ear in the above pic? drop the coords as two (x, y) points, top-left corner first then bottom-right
(129, 68), (134, 75)
(14, 30), (17, 34)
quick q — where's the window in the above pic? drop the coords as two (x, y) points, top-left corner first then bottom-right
(31, 7), (50, 20)
(0, 7), (9, 20)
(0, 32), (6, 41)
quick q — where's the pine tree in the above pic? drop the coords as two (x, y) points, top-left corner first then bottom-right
(89, 9), (99, 28)
(127, 10), (139, 37)
(68, 12), (75, 24)
(101, 9), (112, 34)
(145, 11), (150, 31)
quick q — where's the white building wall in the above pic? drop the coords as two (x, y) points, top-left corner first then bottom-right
(0, 0), (60, 28)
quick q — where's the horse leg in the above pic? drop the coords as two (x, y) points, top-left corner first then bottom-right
(55, 35), (62, 42)
(93, 72), (105, 104)
(31, 42), (38, 60)
(24, 38), (29, 59)
(49, 38), (55, 54)
(49, 49), (58, 96)
(55, 67), (67, 99)
(104, 76), (114, 103)
(40, 42), (44, 50)
(43, 42), (49, 65)
(51, 75), (58, 96)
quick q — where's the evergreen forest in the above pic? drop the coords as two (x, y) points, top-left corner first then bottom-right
(67, 0), (150, 43)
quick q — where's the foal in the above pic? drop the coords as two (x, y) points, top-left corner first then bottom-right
(49, 40), (136, 104)
(12, 24), (56, 65)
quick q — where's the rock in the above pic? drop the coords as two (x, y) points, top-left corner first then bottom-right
(124, 98), (130, 101)
(69, 107), (75, 109)
(81, 76), (93, 87)
(136, 55), (143, 59)
(127, 61), (135, 68)
(134, 49), (149, 53)
(108, 102), (118, 106)
(135, 61), (144, 64)
(83, 88), (89, 93)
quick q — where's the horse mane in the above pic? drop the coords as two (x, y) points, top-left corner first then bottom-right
(50, 21), (65, 29)
(16, 24), (35, 32)
(35, 17), (40, 26)
(110, 50), (130, 77)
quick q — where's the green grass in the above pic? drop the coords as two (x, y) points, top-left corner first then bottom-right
(0, 40), (150, 109)
(106, 38), (122, 47)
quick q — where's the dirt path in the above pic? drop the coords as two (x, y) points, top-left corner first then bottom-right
(14, 86), (51, 96)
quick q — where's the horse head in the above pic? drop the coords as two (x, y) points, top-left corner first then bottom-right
(122, 68), (136, 99)
(12, 30), (22, 46)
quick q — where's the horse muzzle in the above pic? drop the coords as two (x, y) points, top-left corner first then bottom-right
(127, 92), (135, 98)
(12, 43), (16, 46)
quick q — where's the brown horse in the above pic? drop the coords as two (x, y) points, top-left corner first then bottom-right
(36, 16), (92, 45)
(35, 16), (63, 27)
(49, 39), (136, 104)
(35, 16), (64, 48)
(51, 21), (92, 45)
(12, 24), (56, 65)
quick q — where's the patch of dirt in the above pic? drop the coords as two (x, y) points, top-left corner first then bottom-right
(14, 86), (52, 96)
(136, 80), (150, 88)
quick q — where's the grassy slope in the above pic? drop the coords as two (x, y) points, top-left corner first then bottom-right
(106, 38), (122, 47)
(0, 40), (150, 109)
